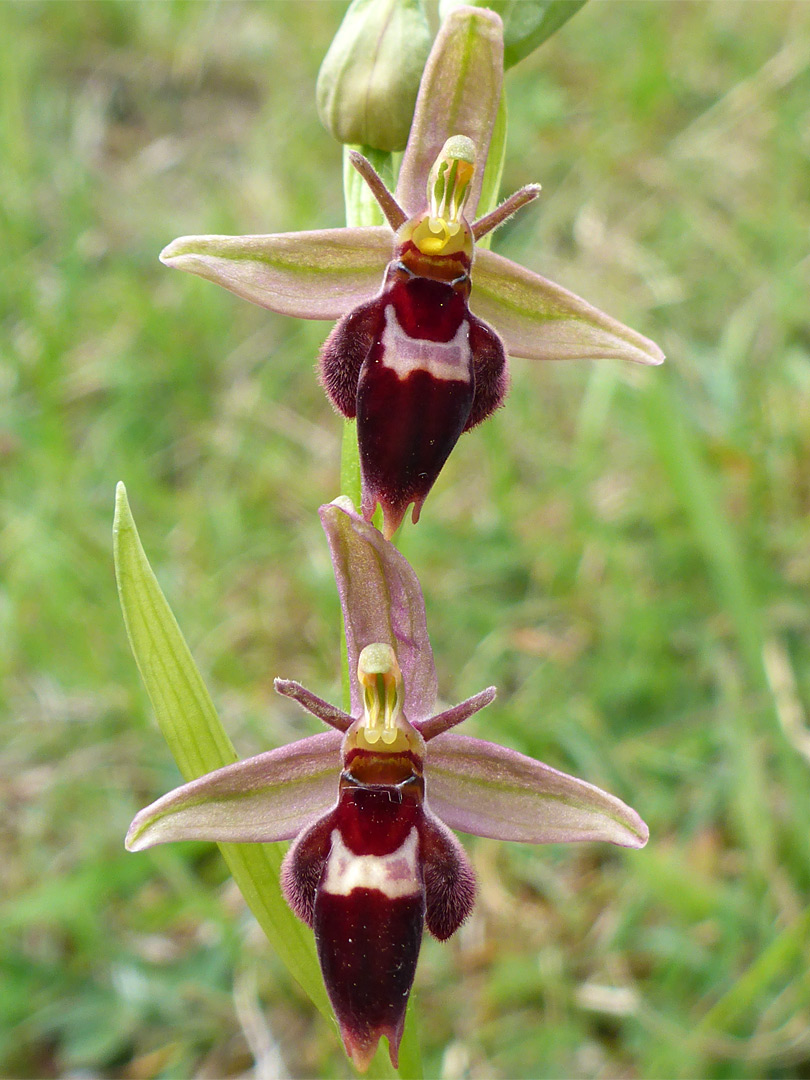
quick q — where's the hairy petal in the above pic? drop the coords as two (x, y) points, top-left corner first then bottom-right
(320, 498), (438, 722)
(125, 731), (342, 850)
(463, 312), (509, 430)
(420, 809), (476, 941)
(396, 5), (504, 220)
(425, 733), (649, 848)
(471, 248), (665, 366)
(281, 809), (336, 928)
(160, 228), (391, 320)
(319, 297), (382, 419)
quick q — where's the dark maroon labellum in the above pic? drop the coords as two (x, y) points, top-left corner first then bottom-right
(320, 251), (507, 539)
(314, 779), (425, 1070)
(281, 749), (475, 1071)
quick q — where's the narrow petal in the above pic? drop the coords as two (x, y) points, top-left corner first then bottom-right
(320, 498), (438, 722)
(396, 5), (504, 220)
(125, 731), (342, 851)
(425, 732), (649, 848)
(417, 686), (497, 741)
(274, 678), (354, 732)
(472, 248), (665, 366)
(159, 228), (391, 320)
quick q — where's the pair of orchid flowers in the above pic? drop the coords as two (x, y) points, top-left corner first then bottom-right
(126, 5), (659, 1071)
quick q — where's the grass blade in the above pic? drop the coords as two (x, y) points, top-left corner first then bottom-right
(113, 482), (331, 1020)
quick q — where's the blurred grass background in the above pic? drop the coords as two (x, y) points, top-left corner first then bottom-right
(2, 1), (810, 1076)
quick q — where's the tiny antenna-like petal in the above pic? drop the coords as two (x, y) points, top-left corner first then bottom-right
(274, 678), (354, 732)
(348, 151), (407, 230)
(417, 686), (496, 741)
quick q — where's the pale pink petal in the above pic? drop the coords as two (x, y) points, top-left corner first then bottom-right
(160, 227), (391, 320)
(472, 247), (665, 366)
(125, 731), (342, 850)
(425, 732), (649, 848)
(320, 498), (438, 722)
(396, 5), (504, 220)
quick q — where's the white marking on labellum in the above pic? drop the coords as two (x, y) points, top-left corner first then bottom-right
(322, 827), (421, 898)
(381, 305), (471, 383)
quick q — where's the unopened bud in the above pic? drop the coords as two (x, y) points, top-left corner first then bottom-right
(316, 0), (431, 152)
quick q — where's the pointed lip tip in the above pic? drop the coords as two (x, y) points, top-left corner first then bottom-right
(343, 1028), (401, 1073)
(343, 1039), (378, 1074)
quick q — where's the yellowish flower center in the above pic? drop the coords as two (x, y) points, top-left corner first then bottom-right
(349, 643), (422, 755)
(409, 135), (476, 258)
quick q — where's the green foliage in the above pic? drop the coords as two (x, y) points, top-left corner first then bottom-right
(461, 0), (588, 69)
(3, 1), (810, 1077)
(113, 484), (331, 1018)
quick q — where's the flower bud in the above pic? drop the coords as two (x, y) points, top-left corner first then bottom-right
(316, 0), (431, 152)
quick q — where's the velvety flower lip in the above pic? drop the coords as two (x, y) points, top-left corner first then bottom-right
(159, 6), (663, 536)
(126, 497), (648, 1071)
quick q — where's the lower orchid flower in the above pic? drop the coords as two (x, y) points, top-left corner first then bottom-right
(126, 499), (648, 1071)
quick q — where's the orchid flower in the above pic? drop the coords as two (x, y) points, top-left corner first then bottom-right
(126, 497), (648, 1072)
(159, 5), (664, 539)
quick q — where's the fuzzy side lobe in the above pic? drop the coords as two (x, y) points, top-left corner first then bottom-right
(420, 808), (476, 940)
(319, 298), (384, 419)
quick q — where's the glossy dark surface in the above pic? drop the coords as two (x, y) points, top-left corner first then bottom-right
(315, 889), (424, 1068)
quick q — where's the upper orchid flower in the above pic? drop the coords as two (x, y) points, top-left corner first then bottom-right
(126, 497), (648, 1072)
(159, 6), (663, 539)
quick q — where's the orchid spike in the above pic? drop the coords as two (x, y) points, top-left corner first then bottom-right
(159, 5), (663, 538)
(126, 498), (648, 1072)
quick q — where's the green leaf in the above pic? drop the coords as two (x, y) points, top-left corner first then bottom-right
(458, 1), (588, 68)
(474, 92), (507, 249)
(112, 482), (331, 1021)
